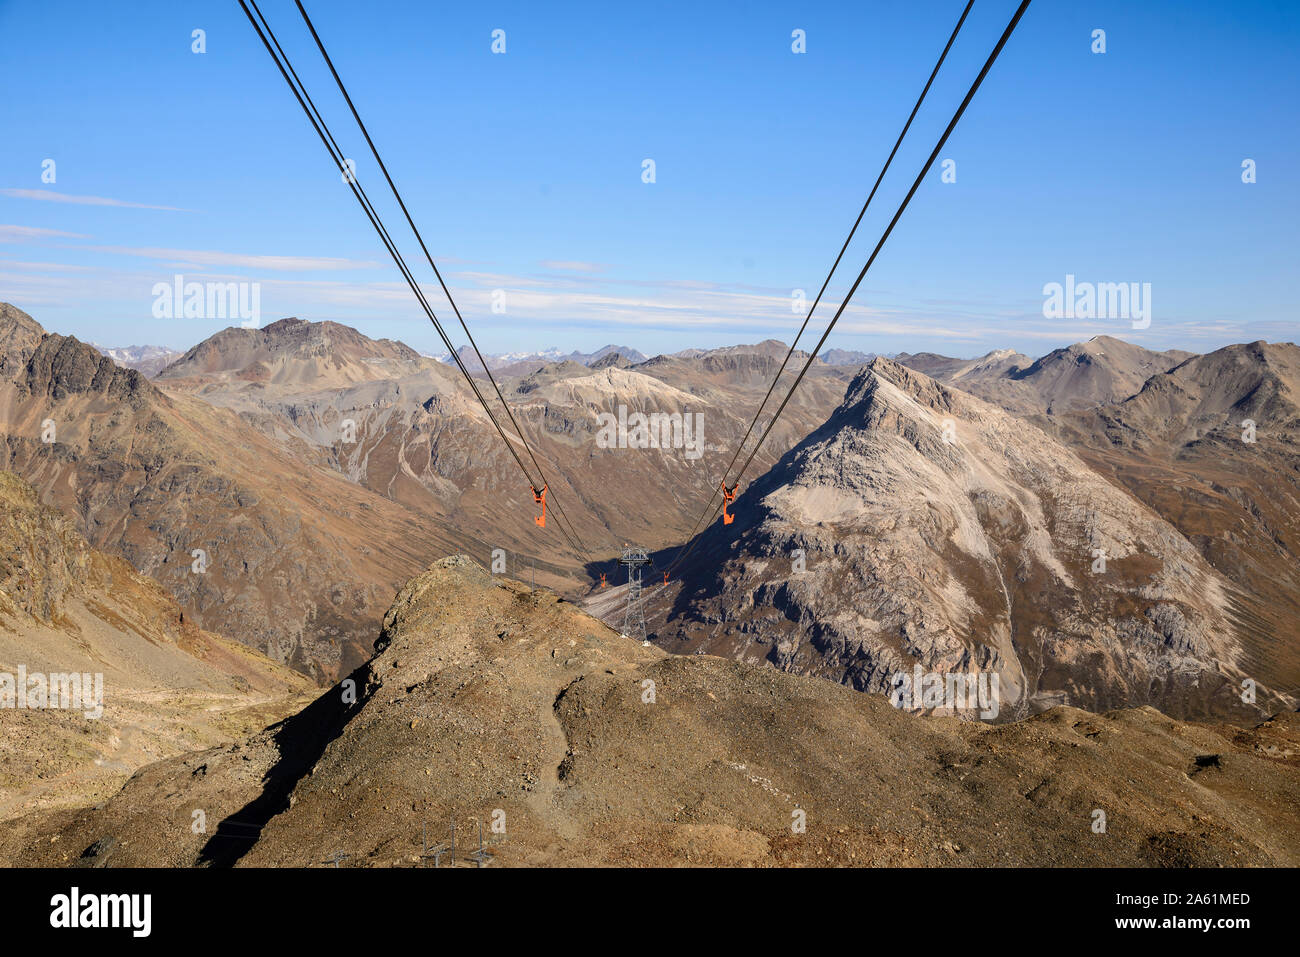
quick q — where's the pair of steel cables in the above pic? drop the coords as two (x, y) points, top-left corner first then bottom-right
(238, 0), (595, 563)
(665, 0), (1032, 579)
(241, 0), (1033, 586)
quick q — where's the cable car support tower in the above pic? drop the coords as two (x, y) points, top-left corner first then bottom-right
(618, 545), (650, 643)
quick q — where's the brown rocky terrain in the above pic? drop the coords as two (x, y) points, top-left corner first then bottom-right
(0, 304), (488, 681)
(155, 320), (852, 555)
(158, 317), (438, 387)
(1, 556), (1295, 868)
(896, 336), (1192, 416)
(630, 357), (1290, 721)
(1044, 341), (1300, 705)
(0, 305), (848, 682)
(5, 299), (1294, 743)
(0, 470), (312, 821)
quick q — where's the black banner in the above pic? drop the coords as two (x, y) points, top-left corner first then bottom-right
(0, 866), (1283, 944)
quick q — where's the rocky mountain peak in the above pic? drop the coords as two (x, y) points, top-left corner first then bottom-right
(159, 317), (429, 386)
(848, 355), (965, 418)
(654, 359), (1264, 720)
(2, 321), (157, 409)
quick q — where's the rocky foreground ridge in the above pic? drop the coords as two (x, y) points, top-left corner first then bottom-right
(2, 557), (1295, 867)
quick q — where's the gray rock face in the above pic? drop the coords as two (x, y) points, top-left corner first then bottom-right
(894, 336), (1192, 416)
(1041, 339), (1300, 714)
(655, 358), (1272, 721)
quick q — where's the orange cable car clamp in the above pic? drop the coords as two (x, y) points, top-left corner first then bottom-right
(720, 481), (738, 525)
(531, 484), (547, 528)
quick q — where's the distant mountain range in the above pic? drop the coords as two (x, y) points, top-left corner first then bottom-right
(16, 304), (1299, 721)
(5, 299), (1298, 868)
(43, 313), (851, 680)
(432, 342), (877, 373)
(821, 348), (879, 365)
(894, 337), (1194, 416)
(94, 336), (877, 379)
(90, 343), (183, 377)
(431, 343), (648, 374)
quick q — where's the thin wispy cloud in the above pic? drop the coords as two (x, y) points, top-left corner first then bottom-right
(0, 223), (91, 243)
(82, 245), (382, 272)
(0, 256), (1273, 358)
(448, 270), (571, 289)
(538, 260), (608, 273)
(1, 188), (192, 212)
(0, 257), (95, 272)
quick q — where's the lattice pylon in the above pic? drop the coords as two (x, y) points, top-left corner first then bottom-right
(622, 572), (647, 642)
(618, 545), (650, 643)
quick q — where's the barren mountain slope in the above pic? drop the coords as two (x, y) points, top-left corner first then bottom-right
(159, 334), (638, 560)
(1046, 341), (1300, 700)
(1, 557), (1295, 868)
(635, 358), (1280, 721)
(0, 304), (489, 682)
(0, 470), (312, 820)
(896, 337), (1192, 416)
(157, 317), (437, 387)
(156, 322), (852, 556)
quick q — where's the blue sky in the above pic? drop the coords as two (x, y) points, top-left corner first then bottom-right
(1, 0), (1296, 359)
